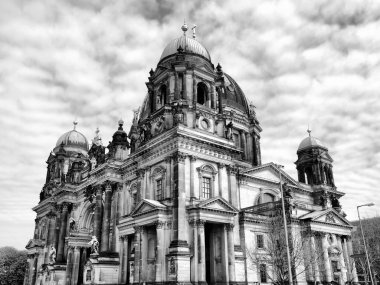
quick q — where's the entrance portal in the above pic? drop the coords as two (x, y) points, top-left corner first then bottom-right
(204, 223), (228, 285)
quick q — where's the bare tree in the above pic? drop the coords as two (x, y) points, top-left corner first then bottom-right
(351, 216), (380, 284)
(246, 216), (325, 285)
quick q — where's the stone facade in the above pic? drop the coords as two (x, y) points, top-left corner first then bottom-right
(24, 25), (358, 285)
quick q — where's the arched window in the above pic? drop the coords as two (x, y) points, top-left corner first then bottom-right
(260, 193), (275, 203)
(148, 237), (156, 259)
(157, 84), (167, 109)
(305, 167), (313, 185)
(197, 82), (208, 106)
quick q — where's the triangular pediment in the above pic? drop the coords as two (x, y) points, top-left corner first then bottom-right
(130, 199), (166, 216)
(243, 163), (298, 186)
(299, 208), (351, 226)
(197, 197), (238, 213)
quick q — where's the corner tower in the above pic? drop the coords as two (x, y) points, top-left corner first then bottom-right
(295, 130), (335, 187)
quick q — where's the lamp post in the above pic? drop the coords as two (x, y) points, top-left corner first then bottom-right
(357, 203), (375, 285)
(276, 164), (293, 285)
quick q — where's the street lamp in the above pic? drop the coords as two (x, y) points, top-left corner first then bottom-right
(357, 203), (375, 285)
(276, 164), (293, 285)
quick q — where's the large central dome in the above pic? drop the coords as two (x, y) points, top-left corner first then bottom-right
(159, 28), (211, 62)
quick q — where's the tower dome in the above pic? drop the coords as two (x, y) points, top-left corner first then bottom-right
(297, 133), (327, 152)
(159, 22), (211, 63)
(159, 36), (211, 63)
(54, 121), (89, 154)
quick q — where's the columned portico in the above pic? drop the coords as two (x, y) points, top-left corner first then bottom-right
(187, 196), (238, 285)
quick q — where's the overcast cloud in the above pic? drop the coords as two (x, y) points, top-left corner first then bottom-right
(0, 0), (379, 249)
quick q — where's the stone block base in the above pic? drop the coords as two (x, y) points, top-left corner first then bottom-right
(83, 256), (119, 284)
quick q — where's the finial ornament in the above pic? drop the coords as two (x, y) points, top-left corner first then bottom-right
(181, 20), (188, 35)
(307, 125), (312, 137)
(192, 24), (197, 39)
(118, 119), (124, 130)
(73, 120), (78, 130)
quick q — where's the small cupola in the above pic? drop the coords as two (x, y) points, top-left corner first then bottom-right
(107, 120), (130, 160)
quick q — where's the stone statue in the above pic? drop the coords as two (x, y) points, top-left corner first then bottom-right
(49, 246), (56, 264)
(88, 236), (99, 254)
(331, 195), (341, 209)
(69, 217), (77, 231)
(133, 107), (140, 126)
(226, 121), (233, 139)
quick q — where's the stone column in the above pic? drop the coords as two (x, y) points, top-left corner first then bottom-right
(165, 156), (172, 199)
(193, 77), (197, 106)
(44, 212), (56, 263)
(218, 163), (224, 197)
(155, 221), (165, 282)
(191, 220), (199, 283)
(226, 223), (236, 282)
(246, 133), (253, 161)
(94, 185), (103, 241)
(117, 183), (124, 221)
(240, 131), (247, 159)
(71, 246), (81, 285)
(171, 152), (188, 244)
(119, 236), (124, 283)
(182, 72), (187, 100)
(222, 225), (230, 284)
(322, 234), (332, 283)
(197, 219), (206, 282)
(57, 203), (69, 263)
(46, 212), (56, 246)
(134, 227), (142, 283)
(123, 236), (129, 283)
(141, 227), (147, 282)
(336, 236), (347, 284)
(174, 72), (179, 100)
(54, 206), (61, 251)
(190, 156), (196, 199)
(346, 237), (359, 283)
(253, 134), (262, 166)
(111, 183), (122, 251)
(65, 246), (74, 284)
(310, 233), (321, 283)
(101, 181), (112, 252)
(227, 166), (238, 207)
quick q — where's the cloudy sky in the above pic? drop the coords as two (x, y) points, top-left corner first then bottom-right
(1, 0), (379, 249)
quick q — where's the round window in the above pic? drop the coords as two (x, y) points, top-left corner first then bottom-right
(201, 119), (209, 130)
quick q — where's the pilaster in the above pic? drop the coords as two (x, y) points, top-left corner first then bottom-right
(101, 181), (112, 252)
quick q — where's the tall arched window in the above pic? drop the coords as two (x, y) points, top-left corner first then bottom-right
(158, 84), (167, 108)
(197, 82), (208, 106)
(305, 167), (313, 185)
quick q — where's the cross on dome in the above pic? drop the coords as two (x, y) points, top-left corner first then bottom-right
(307, 125), (312, 137)
(73, 120), (78, 130)
(181, 20), (188, 35)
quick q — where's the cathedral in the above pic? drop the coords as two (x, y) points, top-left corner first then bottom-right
(24, 23), (359, 285)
